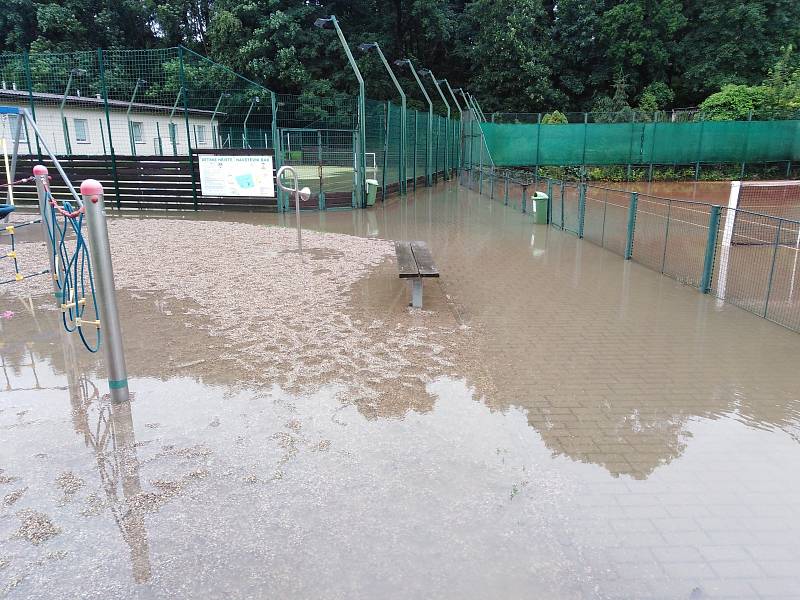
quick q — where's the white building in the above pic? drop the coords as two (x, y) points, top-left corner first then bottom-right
(0, 88), (217, 156)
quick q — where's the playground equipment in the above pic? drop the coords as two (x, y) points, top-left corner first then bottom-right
(0, 105), (129, 402)
(276, 165), (311, 251)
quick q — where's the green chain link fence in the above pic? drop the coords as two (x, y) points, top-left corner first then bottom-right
(462, 155), (800, 333)
(0, 46), (460, 211)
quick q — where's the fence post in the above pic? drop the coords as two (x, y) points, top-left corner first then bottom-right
(578, 182), (586, 238)
(178, 47), (199, 211)
(80, 179), (129, 403)
(648, 115), (657, 181)
(504, 173), (509, 205)
(700, 205), (721, 293)
(381, 101), (389, 201)
(695, 112), (705, 180)
(624, 192), (638, 259)
(661, 200), (672, 272)
(97, 48), (121, 209)
(582, 112), (588, 170)
(413, 110), (418, 191)
(627, 112), (635, 180)
(23, 52), (43, 161)
(270, 91), (284, 211)
(740, 110), (752, 179)
(521, 184), (528, 213)
(535, 113), (542, 168)
(763, 219), (783, 317)
(479, 144), (483, 194)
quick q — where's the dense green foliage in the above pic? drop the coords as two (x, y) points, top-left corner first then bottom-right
(1, 0), (799, 114)
(698, 47), (800, 119)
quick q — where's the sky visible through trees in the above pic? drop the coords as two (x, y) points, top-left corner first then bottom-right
(1, 0), (799, 115)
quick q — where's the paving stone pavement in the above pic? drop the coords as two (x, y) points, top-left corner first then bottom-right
(2, 179), (799, 599)
(306, 182), (800, 599)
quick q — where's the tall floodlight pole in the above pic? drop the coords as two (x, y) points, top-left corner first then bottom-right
(358, 42), (407, 194)
(126, 78), (146, 156)
(210, 92), (230, 148)
(243, 96), (259, 149)
(442, 79), (462, 173)
(395, 59), (432, 186)
(455, 88), (475, 169)
(420, 69), (450, 179)
(60, 68), (86, 156)
(315, 15), (367, 207)
(474, 98), (488, 122)
(465, 92), (481, 120)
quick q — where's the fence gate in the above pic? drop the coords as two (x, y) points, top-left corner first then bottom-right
(279, 128), (356, 209)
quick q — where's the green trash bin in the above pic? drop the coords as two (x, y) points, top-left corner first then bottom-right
(366, 179), (379, 206)
(531, 191), (549, 224)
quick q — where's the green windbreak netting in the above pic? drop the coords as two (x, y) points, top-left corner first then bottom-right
(481, 120), (800, 167)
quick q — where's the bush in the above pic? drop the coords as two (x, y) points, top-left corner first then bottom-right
(541, 110), (568, 124)
(697, 84), (773, 120)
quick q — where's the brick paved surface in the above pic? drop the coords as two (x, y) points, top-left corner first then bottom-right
(2, 180), (799, 599)
(336, 183), (800, 599)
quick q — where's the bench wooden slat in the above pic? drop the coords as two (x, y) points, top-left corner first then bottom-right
(410, 241), (440, 278)
(394, 241), (419, 278)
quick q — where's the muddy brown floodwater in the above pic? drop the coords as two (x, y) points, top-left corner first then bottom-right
(1, 180), (800, 599)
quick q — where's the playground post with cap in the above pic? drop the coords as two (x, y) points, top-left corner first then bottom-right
(32, 165), (61, 302)
(80, 179), (130, 403)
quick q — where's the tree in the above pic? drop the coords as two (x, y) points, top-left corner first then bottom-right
(597, 0), (685, 98)
(698, 84), (773, 120)
(550, 0), (607, 106)
(678, 0), (800, 103)
(458, 0), (559, 113)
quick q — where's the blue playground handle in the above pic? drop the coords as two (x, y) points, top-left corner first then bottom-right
(0, 204), (16, 219)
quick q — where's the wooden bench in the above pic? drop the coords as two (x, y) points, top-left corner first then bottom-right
(394, 240), (440, 308)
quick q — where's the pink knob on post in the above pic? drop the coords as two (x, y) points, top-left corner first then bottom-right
(80, 179), (104, 196)
(33, 165), (48, 176)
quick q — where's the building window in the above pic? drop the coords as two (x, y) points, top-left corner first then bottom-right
(131, 121), (144, 143)
(8, 115), (27, 142)
(74, 118), (89, 143)
(196, 125), (207, 144)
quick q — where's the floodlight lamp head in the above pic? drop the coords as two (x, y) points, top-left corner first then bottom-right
(136, 78), (147, 85)
(358, 42), (378, 52)
(71, 68), (87, 76)
(394, 59), (410, 67)
(314, 16), (335, 30)
(418, 68), (431, 76)
(251, 97), (260, 103)
(299, 187), (312, 201)
(436, 79), (446, 85)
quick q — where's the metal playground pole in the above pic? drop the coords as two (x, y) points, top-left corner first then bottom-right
(32, 165), (61, 303)
(80, 179), (130, 403)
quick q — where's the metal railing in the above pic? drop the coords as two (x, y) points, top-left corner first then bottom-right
(464, 165), (800, 333)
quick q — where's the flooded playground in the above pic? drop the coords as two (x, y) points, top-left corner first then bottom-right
(2, 181), (800, 599)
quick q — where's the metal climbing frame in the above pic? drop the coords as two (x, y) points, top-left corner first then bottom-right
(1, 106), (129, 402)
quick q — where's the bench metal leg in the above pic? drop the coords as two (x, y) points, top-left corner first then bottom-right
(410, 278), (423, 308)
